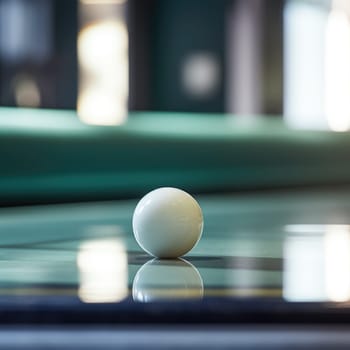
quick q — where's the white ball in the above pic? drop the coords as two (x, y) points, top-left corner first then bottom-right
(132, 187), (203, 258)
(133, 258), (203, 302)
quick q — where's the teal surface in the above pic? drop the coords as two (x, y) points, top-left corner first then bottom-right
(1, 107), (350, 203)
(0, 188), (350, 301)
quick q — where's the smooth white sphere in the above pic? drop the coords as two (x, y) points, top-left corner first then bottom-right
(132, 187), (203, 258)
(133, 258), (203, 302)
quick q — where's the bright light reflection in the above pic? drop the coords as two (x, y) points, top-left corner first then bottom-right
(325, 226), (350, 302)
(77, 1), (128, 125)
(325, 9), (350, 131)
(78, 21), (127, 71)
(132, 258), (203, 302)
(77, 239), (128, 303)
(77, 87), (127, 125)
(284, 224), (329, 234)
(283, 232), (326, 301)
(283, 0), (328, 129)
(284, 0), (350, 131)
(283, 224), (350, 302)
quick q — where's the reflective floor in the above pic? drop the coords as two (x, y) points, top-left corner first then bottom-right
(1, 188), (350, 305)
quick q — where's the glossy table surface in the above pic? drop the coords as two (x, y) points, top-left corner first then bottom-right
(2, 187), (350, 324)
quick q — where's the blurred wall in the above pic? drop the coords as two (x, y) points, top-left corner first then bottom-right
(0, 0), (283, 115)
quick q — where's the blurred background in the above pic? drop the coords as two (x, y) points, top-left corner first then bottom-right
(1, 0), (350, 130)
(2, 0), (346, 129)
(2, 0), (350, 204)
(0, 0), (281, 116)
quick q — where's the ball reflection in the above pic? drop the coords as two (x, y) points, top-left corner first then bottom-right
(133, 258), (203, 302)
